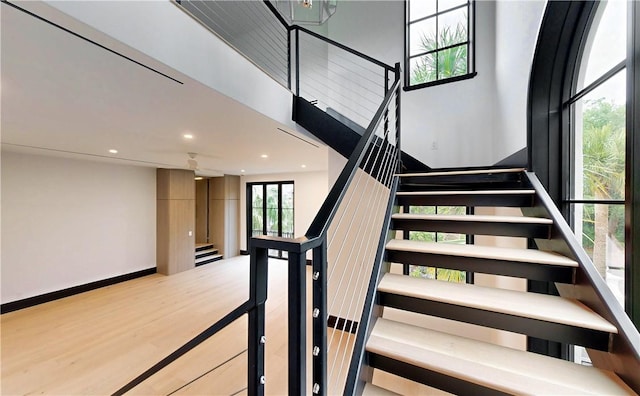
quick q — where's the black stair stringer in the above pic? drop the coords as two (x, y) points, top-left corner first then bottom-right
(368, 354), (509, 396)
(292, 96), (430, 173)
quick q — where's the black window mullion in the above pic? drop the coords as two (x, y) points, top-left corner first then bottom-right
(408, 2), (469, 26)
(406, 0), (475, 89)
(409, 41), (471, 60)
(262, 184), (267, 236)
(435, 0), (439, 79)
(278, 184), (283, 258)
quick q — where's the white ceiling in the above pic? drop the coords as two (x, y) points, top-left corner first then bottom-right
(0, 2), (328, 177)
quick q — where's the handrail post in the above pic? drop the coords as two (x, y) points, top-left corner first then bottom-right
(312, 239), (327, 396)
(288, 28), (292, 91)
(248, 245), (268, 396)
(394, 62), (402, 174)
(289, 251), (307, 394)
(295, 28), (300, 97)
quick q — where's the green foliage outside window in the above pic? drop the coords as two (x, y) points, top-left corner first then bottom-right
(411, 23), (468, 85)
(579, 98), (625, 277)
(408, 206), (467, 283)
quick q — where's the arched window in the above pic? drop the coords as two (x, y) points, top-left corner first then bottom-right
(529, 1), (640, 330)
(566, 0), (626, 311)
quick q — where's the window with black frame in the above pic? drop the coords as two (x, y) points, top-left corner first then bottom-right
(249, 181), (294, 259)
(563, 0), (627, 365)
(405, 0), (475, 90)
(406, 205), (472, 284)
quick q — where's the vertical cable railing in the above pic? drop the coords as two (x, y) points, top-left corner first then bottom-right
(295, 26), (391, 130)
(250, 72), (401, 394)
(178, 0), (290, 88)
(170, 2), (402, 395)
(177, 0), (396, 132)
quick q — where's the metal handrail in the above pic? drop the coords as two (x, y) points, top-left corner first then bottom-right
(524, 172), (640, 392)
(250, 71), (400, 395)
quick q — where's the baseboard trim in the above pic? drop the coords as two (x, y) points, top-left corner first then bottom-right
(240, 250), (249, 255)
(1, 267), (157, 314)
(328, 315), (359, 334)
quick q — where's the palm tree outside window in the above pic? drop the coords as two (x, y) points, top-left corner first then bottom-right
(564, 0), (627, 366)
(405, 0), (476, 90)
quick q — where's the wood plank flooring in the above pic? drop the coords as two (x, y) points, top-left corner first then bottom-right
(1, 256), (351, 395)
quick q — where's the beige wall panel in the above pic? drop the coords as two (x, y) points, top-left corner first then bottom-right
(157, 169), (194, 200)
(157, 169), (171, 200)
(156, 199), (171, 275)
(224, 198), (240, 258)
(157, 199), (195, 275)
(209, 198), (225, 256)
(195, 179), (209, 244)
(225, 175), (240, 200)
(170, 169), (195, 200)
(157, 169), (195, 275)
(209, 177), (224, 200)
(173, 199), (195, 273)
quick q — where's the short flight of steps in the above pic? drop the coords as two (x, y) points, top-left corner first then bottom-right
(195, 243), (222, 267)
(360, 168), (635, 395)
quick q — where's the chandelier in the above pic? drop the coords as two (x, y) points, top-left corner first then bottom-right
(275, 0), (337, 25)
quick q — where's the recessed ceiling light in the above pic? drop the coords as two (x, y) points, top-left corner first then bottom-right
(301, 164), (307, 168)
(241, 169), (246, 173)
(260, 154), (268, 158)
(194, 176), (203, 181)
(183, 133), (194, 139)
(108, 149), (118, 154)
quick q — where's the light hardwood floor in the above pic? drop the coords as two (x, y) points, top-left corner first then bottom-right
(1, 256), (353, 395)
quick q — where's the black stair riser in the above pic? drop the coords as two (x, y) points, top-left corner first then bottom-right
(398, 182), (528, 192)
(400, 172), (525, 187)
(367, 353), (510, 396)
(195, 245), (215, 253)
(386, 250), (575, 283)
(378, 292), (612, 352)
(196, 250), (219, 259)
(397, 194), (535, 208)
(195, 256), (223, 267)
(390, 218), (551, 239)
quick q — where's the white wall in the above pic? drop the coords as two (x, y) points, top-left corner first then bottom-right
(21, 0), (297, 133)
(326, 0), (545, 168)
(494, 0), (546, 161)
(1, 152), (156, 303)
(239, 171), (329, 251)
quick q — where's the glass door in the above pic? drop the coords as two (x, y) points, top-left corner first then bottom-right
(248, 181), (294, 258)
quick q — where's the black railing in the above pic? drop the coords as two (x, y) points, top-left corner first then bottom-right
(112, 2), (402, 395)
(178, 0), (396, 132)
(250, 72), (401, 394)
(523, 172), (640, 392)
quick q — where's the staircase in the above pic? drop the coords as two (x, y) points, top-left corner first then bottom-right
(195, 243), (222, 267)
(356, 168), (639, 395)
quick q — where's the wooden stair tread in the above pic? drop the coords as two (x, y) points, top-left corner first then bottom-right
(368, 318), (633, 395)
(386, 239), (578, 267)
(195, 254), (222, 263)
(362, 383), (400, 396)
(392, 213), (552, 225)
(398, 168), (525, 178)
(379, 274), (617, 334)
(196, 248), (219, 255)
(396, 189), (535, 196)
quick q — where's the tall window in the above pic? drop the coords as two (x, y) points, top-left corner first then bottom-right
(564, 1), (627, 365)
(249, 181), (294, 259)
(405, 0), (475, 90)
(566, 0), (626, 308)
